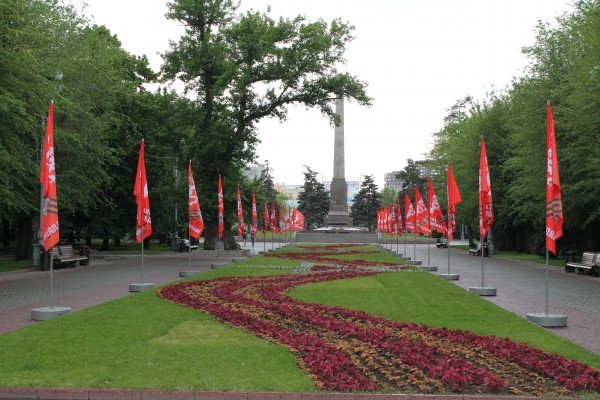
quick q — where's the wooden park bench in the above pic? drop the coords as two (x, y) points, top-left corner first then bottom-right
(468, 243), (488, 256)
(50, 245), (89, 268)
(565, 251), (600, 276)
(435, 237), (448, 248)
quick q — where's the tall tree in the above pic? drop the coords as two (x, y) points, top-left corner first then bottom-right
(160, 0), (371, 249)
(297, 166), (329, 229)
(351, 175), (381, 230)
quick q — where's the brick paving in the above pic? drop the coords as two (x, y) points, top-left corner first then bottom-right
(0, 242), (597, 400)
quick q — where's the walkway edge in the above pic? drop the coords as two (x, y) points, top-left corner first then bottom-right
(0, 387), (583, 400)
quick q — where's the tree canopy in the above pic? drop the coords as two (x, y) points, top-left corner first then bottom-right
(297, 166), (329, 229)
(160, 0), (371, 248)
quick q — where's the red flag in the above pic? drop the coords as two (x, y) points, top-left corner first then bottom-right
(546, 102), (563, 255)
(217, 175), (224, 239)
(134, 140), (152, 243)
(188, 161), (204, 239)
(479, 138), (494, 240)
(428, 178), (445, 235)
(446, 163), (462, 241)
(251, 191), (258, 235)
(404, 193), (415, 233)
(396, 198), (403, 236)
(415, 188), (430, 236)
(262, 202), (268, 234)
(237, 185), (245, 236)
(293, 209), (305, 231)
(270, 202), (279, 233)
(39, 102), (60, 251)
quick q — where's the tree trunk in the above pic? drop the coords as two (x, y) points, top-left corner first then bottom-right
(101, 229), (109, 251)
(114, 236), (121, 247)
(203, 221), (239, 250)
(16, 216), (34, 261)
(2, 218), (10, 255)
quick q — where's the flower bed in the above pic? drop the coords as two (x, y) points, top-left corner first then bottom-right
(157, 245), (600, 395)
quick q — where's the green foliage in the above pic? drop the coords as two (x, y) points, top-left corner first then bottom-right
(428, 1), (600, 254)
(380, 187), (397, 207)
(161, 0), (371, 247)
(351, 174), (381, 230)
(297, 166), (329, 229)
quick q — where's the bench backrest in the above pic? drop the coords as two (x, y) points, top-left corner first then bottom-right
(51, 245), (76, 258)
(581, 252), (596, 264)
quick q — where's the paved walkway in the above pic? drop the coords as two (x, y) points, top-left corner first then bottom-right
(0, 241), (597, 400)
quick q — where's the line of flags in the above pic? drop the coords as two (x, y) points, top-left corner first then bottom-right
(38, 100), (561, 255)
(377, 103), (563, 256)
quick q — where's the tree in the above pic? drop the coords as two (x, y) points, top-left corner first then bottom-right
(351, 175), (381, 230)
(160, 0), (371, 248)
(297, 166), (329, 229)
(380, 187), (397, 207)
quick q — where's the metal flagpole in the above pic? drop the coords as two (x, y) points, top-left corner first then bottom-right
(481, 237), (485, 287)
(545, 249), (549, 315)
(427, 236), (431, 267)
(141, 226), (144, 283)
(50, 255), (54, 309)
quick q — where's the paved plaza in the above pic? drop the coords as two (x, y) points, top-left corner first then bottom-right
(0, 240), (597, 400)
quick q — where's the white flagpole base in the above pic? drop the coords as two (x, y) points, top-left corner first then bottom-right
(411, 260), (422, 266)
(248, 253), (260, 258)
(129, 283), (155, 292)
(210, 263), (228, 269)
(231, 257), (247, 263)
(32, 306), (71, 321)
(421, 266), (438, 272)
(439, 273), (460, 281)
(526, 312), (567, 327)
(179, 271), (200, 277)
(469, 286), (497, 296)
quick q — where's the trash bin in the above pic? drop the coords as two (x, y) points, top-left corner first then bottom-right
(179, 239), (187, 252)
(40, 251), (51, 271)
(79, 246), (91, 266)
(170, 237), (180, 251)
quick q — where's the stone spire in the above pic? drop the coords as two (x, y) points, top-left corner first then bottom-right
(325, 98), (353, 227)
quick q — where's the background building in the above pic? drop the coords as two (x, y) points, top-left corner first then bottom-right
(384, 171), (404, 192)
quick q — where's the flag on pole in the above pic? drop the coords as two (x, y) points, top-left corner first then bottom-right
(188, 161), (204, 239)
(40, 102), (60, 251)
(237, 185), (245, 236)
(293, 209), (305, 231)
(428, 178), (446, 235)
(134, 140), (152, 243)
(546, 102), (563, 255)
(262, 202), (268, 234)
(447, 163), (462, 241)
(479, 137), (494, 240)
(404, 193), (415, 233)
(415, 187), (431, 236)
(251, 191), (258, 235)
(270, 202), (279, 233)
(217, 175), (224, 239)
(396, 198), (403, 236)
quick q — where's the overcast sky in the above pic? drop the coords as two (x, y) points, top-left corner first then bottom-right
(68, 0), (573, 187)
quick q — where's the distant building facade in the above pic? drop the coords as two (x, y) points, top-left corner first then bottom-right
(384, 171), (404, 192)
(243, 163), (266, 180)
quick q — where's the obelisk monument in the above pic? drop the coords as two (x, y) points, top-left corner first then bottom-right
(325, 98), (353, 227)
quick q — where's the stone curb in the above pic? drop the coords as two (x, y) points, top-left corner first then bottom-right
(0, 388), (582, 400)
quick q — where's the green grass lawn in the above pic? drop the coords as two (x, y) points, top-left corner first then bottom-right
(0, 245), (597, 392)
(0, 257), (35, 273)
